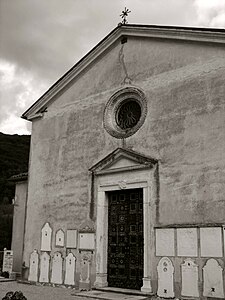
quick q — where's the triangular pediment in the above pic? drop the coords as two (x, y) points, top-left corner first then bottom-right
(89, 148), (157, 174)
(21, 24), (225, 121)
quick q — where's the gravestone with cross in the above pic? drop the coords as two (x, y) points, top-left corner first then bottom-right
(157, 257), (174, 298)
(203, 258), (224, 298)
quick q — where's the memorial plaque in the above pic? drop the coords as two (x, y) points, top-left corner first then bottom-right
(2, 249), (13, 273)
(65, 253), (76, 285)
(39, 252), (50, 283)
(55, 229), (64, 247)
(200, 227), (222, 257)
(41, 222), (52, 251)
(66, 230), (77, 248)
(156, 229), (175, 256)
(79, 233), (95, 250)
(203, 259), (224, 298)
(181, 259), (199, 297)
(79, 253), (91, 291)
(157, 257), (174, 298)
(28, 250), (39, 282)
(177, 228), (198, 257)
(51, 252), (63, 284)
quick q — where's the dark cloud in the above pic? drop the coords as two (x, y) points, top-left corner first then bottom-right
(0, 0), (223, 134)
(0, 0), (196, 83)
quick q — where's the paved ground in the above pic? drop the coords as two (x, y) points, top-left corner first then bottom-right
(0, 281), (156, 300)
(0, 281), (82, 300)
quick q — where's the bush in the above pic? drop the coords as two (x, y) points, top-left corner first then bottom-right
(1, 271), (9, 278)
(2, 291), (27, 300)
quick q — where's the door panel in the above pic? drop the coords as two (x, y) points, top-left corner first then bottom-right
(107, 189), (143, 289)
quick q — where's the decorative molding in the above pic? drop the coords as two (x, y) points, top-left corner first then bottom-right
(103, 87), (147, 139)
(89, 147), (157, 174)
(79, 220), (95, 233)
(118, 180), (127, 189)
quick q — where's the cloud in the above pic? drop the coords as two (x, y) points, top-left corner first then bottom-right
(194, 0), (225, 27)
(0, 0), (223, 134)
(0, 60), (46, 134)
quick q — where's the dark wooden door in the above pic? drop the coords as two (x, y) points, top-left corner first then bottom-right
(107, 189), (143, 290)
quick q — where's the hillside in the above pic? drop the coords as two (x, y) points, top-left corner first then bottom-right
(0, 132), (30, 250)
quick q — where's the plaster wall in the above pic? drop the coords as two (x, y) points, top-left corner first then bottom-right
(11, 181), (28, 273)
(23, 36), (225, 288)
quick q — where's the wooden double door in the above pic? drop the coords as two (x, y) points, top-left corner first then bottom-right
(107, 189), (143, 290)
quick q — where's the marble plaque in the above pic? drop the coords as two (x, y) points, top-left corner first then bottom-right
(65, 253), (76, 285)
(79, 233), (95, 250)
(51, 252), (62, 284)
(157, 257), (174, 298)
(2, 249), (13, 273)
(181, 259), (199, 297)
(66, 230), (77, 248)
(28, 250), (39, 282)
(203, 259), (224, 298)
(79, 253), (91, 291)
(41, 222), (52, 251)
(155, 229), (175, 256)
(177, 228), (198, 257)
(51, 252), (63, 284)
(55, 229), (64, 247)
(200, 227), (223, 257)
(39, 252), (50, 283)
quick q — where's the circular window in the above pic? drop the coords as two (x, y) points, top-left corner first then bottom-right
(116, 100), (141, 130)
(103, 87), (147, 139)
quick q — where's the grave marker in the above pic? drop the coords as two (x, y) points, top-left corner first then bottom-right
(39, 252), (50, 283)
(65, 253), (76, 285)
(181, 259), (199, 297)
(203, 259), (224, 298)
(155, 229), (175, 256)
(2, 249), (13, 273)
(51, 252), (63, 284)
(66, 230), (77, 248)
(200, 227), (222, 257)
(79, 253), (91, 290)
(177, 228), (198, 257)
(55, 229), (64, 247)
(157, 257), (174, 298)
(41, 223), (52, 252)
(28, 250), (39, 282)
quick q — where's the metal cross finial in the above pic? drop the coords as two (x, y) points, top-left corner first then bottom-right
(120, 7), (131, 25)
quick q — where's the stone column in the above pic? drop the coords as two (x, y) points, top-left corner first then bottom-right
(141, 186), (152, 293)
(94, 190), (108, 288)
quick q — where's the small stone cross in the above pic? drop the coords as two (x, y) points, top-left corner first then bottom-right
(120, 7), (131, 24)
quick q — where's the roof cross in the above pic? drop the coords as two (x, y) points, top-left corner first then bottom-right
(120, 7), (131, 25)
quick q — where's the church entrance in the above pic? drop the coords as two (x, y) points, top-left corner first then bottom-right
(107, 189), (144, 290)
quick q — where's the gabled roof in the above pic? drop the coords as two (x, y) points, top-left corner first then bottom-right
(89, 147), (158, 174)
(22, 23), (225, 121)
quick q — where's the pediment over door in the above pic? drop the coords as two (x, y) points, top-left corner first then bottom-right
(89, 148), (158, 175)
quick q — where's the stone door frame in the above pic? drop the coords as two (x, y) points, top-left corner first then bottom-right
(94, 166), (156, 293)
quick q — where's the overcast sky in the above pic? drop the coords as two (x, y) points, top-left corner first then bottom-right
(0, 0), (225, 135)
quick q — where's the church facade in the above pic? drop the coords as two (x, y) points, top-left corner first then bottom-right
(12, 24), (225, 298)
